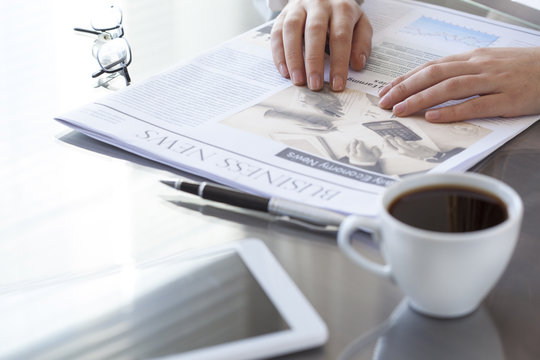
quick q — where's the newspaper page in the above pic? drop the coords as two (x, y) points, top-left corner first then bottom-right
(56, 0), (540, 216)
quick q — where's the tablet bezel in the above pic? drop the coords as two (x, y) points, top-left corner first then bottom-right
(160, 238), (328, 360)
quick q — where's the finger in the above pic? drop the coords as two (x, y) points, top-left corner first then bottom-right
(404, 52), (473, 80)
(355, 140), (368, 153)
(393, 136), (411, 151)
(350, 11), (372, 71)
(424, 94), (509, 123)
(389, 137), (408, 153)
(270, 13), (289, 78)
(328, 4), (358, 91)
(304, 8), (330, 91)
(371, 146), (382, 158)
(385, 136), (399, 150)
(348, 139), (358, 153)
(380, 61), (480, 110)
(282, 7), (308, 85)
(378, 52), (473, 98)
(392, 74), (494, 117)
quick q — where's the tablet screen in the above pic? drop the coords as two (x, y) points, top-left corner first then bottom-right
(8, 248), (291, 359)
(140, 249), (291, 358)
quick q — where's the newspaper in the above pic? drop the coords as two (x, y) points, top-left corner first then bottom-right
(56, 0), (540, 216)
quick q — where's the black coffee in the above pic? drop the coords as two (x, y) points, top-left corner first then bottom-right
(389, 185), (508, 232)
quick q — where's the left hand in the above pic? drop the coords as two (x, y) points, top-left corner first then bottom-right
(271, 0), (372, 92)
(346, 139), (381, 165)
(378, 47), (540, 122)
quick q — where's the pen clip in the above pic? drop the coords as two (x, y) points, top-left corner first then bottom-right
(274, 215), (339, 234)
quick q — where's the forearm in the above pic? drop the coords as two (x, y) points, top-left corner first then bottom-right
(267, 0), (364, 11)
(267, 0), (288, 12)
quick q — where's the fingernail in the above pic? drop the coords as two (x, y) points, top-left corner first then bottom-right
(279, 63), (289, 78)
(291, 70), (304, 85)
(378, 93), (391, 108)
(426, 110), (440, 121)
(393, 101), (407, 115)
(378, 83), (392, 96)
(360, 54), (367, 69)
(332, 75), (344, 91)
(308, 74), (322, 90)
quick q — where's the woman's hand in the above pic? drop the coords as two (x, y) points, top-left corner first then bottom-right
(271, 0), (372, 92)
(378, 47), (540, 122)
(384, 136), (437, 160)
(346, 139), (381, 166)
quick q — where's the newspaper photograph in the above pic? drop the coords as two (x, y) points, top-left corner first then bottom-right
(222, 85), (492, 178)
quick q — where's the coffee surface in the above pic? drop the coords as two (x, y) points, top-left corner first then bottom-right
(389, 186), (508, 232)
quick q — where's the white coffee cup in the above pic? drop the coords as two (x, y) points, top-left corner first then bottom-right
(338, 172), (523, 318)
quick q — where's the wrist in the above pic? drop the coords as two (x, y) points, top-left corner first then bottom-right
(267, 0), (289, 11)
(267, 0), (363, 11)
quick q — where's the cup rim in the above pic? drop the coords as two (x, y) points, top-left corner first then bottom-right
(380, 172), (523, 240)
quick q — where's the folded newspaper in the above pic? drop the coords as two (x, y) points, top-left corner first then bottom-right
(56, 0), (540, 216)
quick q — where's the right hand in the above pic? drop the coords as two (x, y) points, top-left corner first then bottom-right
(384, 136), (438, 160)
(378, 47), (540, 122)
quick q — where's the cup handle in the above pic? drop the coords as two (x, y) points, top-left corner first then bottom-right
(338, 215), (392, 279)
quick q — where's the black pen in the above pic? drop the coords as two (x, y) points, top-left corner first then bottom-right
(160, 179), (345, 227)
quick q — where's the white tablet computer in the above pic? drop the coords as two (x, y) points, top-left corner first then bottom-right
(155, 238), (328, 360)
(3, 239), (327, 360)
